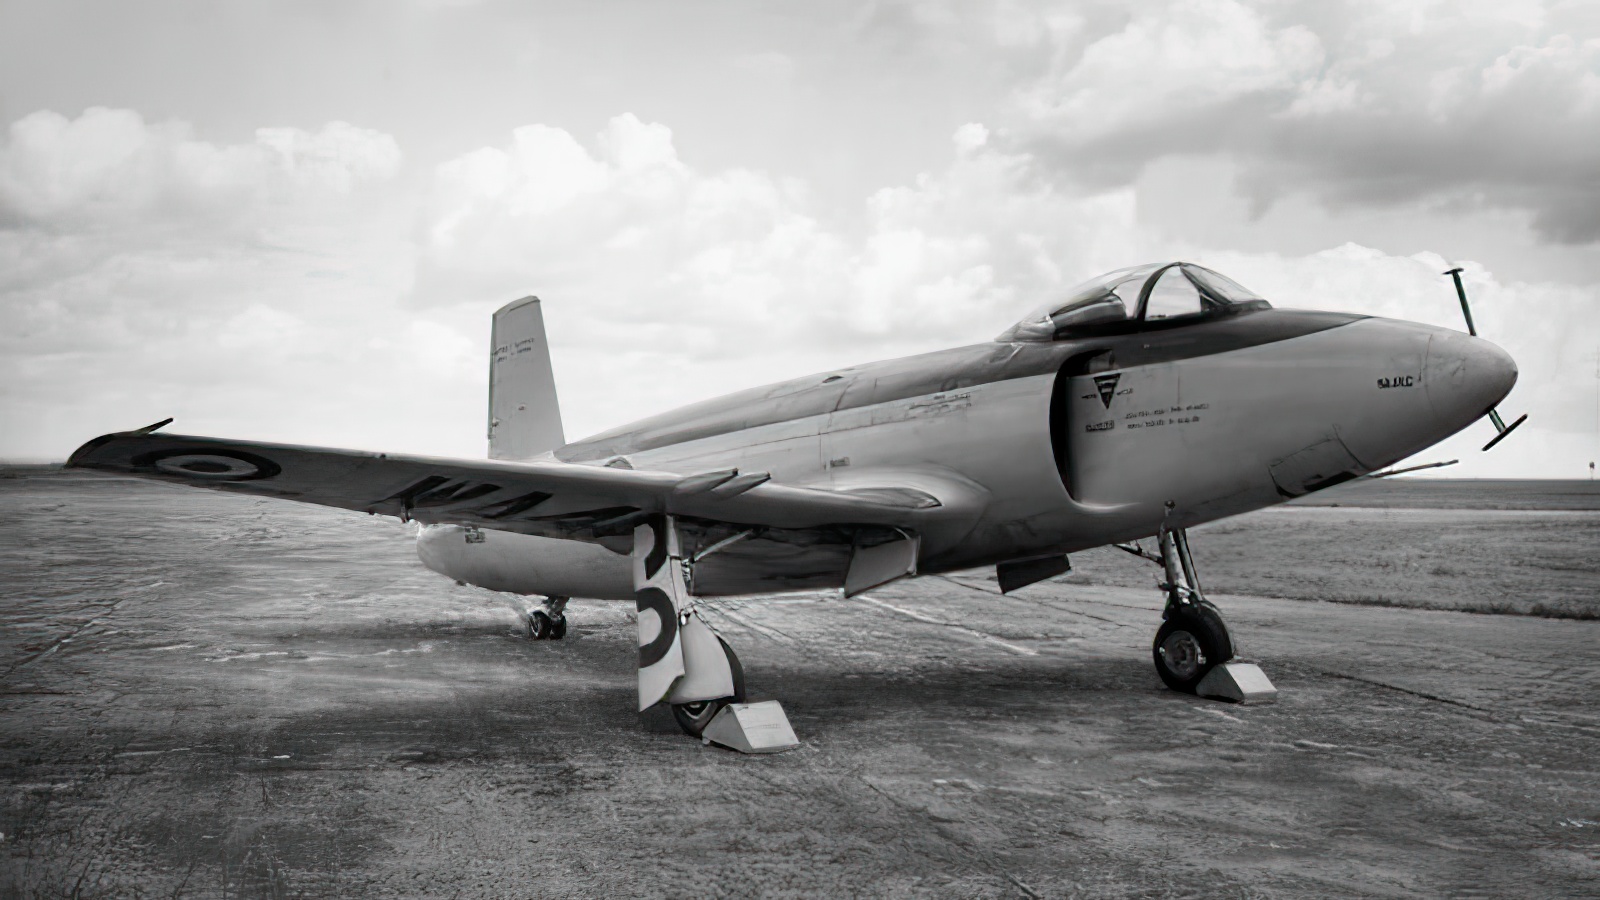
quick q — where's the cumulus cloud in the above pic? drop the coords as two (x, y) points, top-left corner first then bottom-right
(413, 113), (1164, 435)
(1015, 0), (1324, 142)
(0, 108), (400, 230)
(2, 103), (1593, 478)
(0, 107), (444, 459)
(879, 0), (1600, 244)
(1250, 26), (1600, 242)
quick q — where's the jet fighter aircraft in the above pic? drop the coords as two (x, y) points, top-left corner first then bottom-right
(69, 262), (1520, 740)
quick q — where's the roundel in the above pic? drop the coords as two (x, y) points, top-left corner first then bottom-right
(132, 448), (282, 481)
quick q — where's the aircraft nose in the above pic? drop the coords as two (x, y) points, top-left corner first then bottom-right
(1424, 329), (1517, 431)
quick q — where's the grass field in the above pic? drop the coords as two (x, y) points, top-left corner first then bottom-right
(1031, 479), (1600, 621)
(1291, 477), (1600, 511)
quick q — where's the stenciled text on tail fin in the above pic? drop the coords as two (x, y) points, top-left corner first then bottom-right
(488, 296), (565, 460)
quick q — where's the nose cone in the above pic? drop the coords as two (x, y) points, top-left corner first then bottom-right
(1424, 329), (1518, 430)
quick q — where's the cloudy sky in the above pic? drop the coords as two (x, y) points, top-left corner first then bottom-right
(2, 0), (1597, 477)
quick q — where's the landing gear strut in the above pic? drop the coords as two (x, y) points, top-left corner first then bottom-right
(1151, 528), (1234, 694)
(527, 596), (569, 641)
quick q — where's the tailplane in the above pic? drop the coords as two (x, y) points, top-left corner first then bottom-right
(488, 296), (565, 460)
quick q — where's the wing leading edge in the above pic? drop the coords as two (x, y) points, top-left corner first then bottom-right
(67, 429), (979, 547)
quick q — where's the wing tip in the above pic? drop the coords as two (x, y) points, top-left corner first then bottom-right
(66, 418), (174, 469)
(66, 433), (121, 469)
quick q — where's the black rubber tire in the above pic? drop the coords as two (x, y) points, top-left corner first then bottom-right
(671, 637), (747, 738)
(549, 614), (568, 641)
(527, 610), (552, 640)
(1152, 603), (1234, 694)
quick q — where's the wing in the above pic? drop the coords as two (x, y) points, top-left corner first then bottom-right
(66, 429), (985, 551)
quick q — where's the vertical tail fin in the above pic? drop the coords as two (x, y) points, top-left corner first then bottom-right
(488, 296), (565, 460)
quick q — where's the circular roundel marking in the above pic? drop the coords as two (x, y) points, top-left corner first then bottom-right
(635, 587), (679, 670)
(131, 448), (282, 482)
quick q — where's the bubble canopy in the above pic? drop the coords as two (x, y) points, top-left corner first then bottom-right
(997, 263), (1270, 342)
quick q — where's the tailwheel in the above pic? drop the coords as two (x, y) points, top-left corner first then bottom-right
(527, 610), (553, 640)
(671, 637), (746, 738)
(1153, 602), (1233, 694)
(526, 596), (569, 641)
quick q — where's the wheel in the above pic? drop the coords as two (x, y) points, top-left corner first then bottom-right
(549, 614), (568, 641)
(527, 610), (552, 640)
(670, 637), (747, 738)
(1152, 603), (1234, 694)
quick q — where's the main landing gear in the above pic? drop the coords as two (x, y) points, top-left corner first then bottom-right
(527, 596), (568, 640)
(1151, 528), (1234, 693)
(632, 515), (797, 752)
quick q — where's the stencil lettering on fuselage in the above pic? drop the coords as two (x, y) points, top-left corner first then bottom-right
(1123, 403), (1209, 430)
(1067, 362), (1209, 506)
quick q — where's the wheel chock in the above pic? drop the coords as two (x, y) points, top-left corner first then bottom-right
(701, 701), (800, 754)
(1197, 662), (1278, 704)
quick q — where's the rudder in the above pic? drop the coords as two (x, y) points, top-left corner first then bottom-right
(488, 296), (565, 460)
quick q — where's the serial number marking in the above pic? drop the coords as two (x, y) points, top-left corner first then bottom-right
(1121, 401), (1207, 431)
(1127, 417), (1199, 430)
(1123, 403), (1209, 420)
(1377, 375), (1416, 389)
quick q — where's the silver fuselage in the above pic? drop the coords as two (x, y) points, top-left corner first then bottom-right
(419, 309), (1517, 600)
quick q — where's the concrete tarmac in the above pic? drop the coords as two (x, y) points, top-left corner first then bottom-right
(2, 470), (1598, 898)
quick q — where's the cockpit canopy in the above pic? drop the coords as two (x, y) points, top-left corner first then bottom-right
(997, 262), (1270, 342)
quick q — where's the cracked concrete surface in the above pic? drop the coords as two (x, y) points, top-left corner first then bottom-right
(2, 469), (1597, 897)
